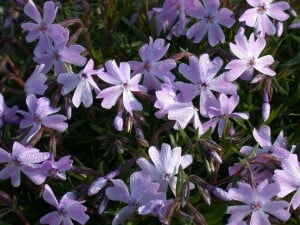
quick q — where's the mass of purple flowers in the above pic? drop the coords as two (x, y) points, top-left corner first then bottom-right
(0, 0), (300, 225)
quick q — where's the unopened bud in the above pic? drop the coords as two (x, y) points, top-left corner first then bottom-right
(98, 196), (108, 214)
(211, 187), (231, 201)
(276, 22), (284, 37)
(262, 102), (270, 122)
(113, 115), (123, 131)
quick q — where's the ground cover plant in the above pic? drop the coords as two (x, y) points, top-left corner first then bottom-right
(0, 0), (300, 224)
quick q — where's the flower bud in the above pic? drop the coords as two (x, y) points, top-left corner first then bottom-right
(262, 102), (270, 122)
(113, 114), (124, 131)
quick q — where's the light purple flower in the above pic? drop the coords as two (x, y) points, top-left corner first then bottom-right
(226, 31), (275, 81)
(273, 153), (300, 209)
(177, 54), (237, 116)
(40, 184), (89, 225)
(0, 93), (19, 127)
(105, 172), (165, 225)
(57, 59), (101, 108)
(227, 180), (290, 225)
(33, 30), (86, 74)
(239, 0), (290, 36)
(187, 0), (235, 46)
(0, 141), (50, 187)
(24, 64), (48, 95)
(97, 60), (147, 115)
(18, 94), (68, 143)
(167, 101), (203, 135)
(289, 21), (300, 29)
(203, 94), (249, 137)
(40, 155), (73, 180)
(136, 143), (192, 195)
(154, 0), (199, 37)
(21, 0), (67, 43)
(129, 37), (176, 90)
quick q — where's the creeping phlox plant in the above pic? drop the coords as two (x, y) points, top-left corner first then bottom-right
(0, 0), (300, 225)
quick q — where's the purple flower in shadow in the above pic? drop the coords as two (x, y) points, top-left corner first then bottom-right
(33, 30), (86, 75)
(105, 172), (165, 225)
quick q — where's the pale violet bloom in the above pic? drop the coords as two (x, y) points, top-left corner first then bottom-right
(177, 54), (237, 116)
(18, 94), (68, 143)
(105, 172), (165, 225)
(129, 37), (176, 90)
(203, 94), (249, 137)
(40, 155), (73, 180)
(239, 0), (290, 36)
(0, 93), (19, 127)
(168, 101), (203, 136)
(57, 59), (101, 108)
(33, 30), (86, 75)
(24, 64), (48, 95)
(273, 153), (300, 210)
(40, 184), (89, 225)
(0, 141), (50, 187)
(154, 0), (199, 38)
(97, 60), (147, 115)
(226, 31), (275, 81)
(21, 0), (67, 43)
(136, 143), (192, 195)
(227, 180), (290, 225)
(187, 0), (235, 46)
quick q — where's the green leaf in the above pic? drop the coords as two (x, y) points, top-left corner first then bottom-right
(176, 166), (187, 197)
(0, 220), (12, 225)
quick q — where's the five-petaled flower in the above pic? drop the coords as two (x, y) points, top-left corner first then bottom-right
(136, 143), (193, 195)
(239, 0), (290, 36)
(0, 141), (50, 187)
(227, 179), (290, 225)
(97, 60), (147, 115)
(40, 184), (89, 225)
(18, 94), (68, 143)
(57, 59), (102, 108)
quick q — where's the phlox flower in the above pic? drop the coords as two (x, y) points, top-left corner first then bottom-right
(97, 60), (147, 115)
(177, 53), (237, 116)
(239, 0), (290, 36)
(24, 64), (48, 95)
(168, 101), (203, 135)
(154, 0), (199, 37)
(57, 59), (101, 108)
(129, 37), (176, 90)
(105, 172), (165, 225)
(18, 94), (68, 143)
(0, 93), (19, 127)
(21, 0), (67, 43)
(0, 141), (50, 187)
(227, 180), (290, 225)
(136, 143), (193, 195)
(40, 184), (89, 225)
(187, 0), (235, 46)
(203, 94), (249, 137)
(273, 153), (300, 210)
(40, 155), (73, 180)
(33, 30), (86, 74)
(226, 31), (275, 81)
